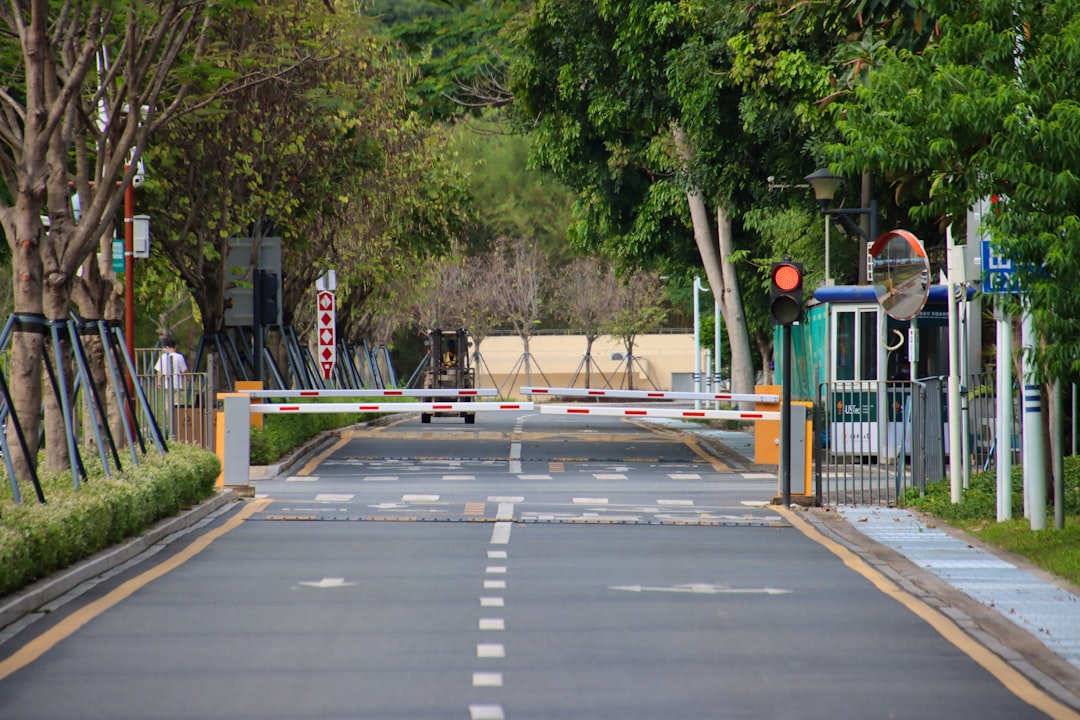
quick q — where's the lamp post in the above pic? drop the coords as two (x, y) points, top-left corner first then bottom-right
(805, 168), (879, 286)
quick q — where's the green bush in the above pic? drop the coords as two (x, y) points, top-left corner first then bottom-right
(249, 411), (368, 465)
(0, 444), (220, 597)
(901, 456), (1080, 522)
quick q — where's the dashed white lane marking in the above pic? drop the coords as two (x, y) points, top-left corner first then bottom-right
(403, 494), (439, 502)
(486, 566), (507, 575)
(488, 496), (524, 503)
(744, 472), (776, 479)
(487, 551), (508, 559)
(657, 499), (694, 506)
(509, 441), (522, 475)
(490, 522), (512, 545)
(361, 476), (398, 482)
(286, 476), (318, 482)
(573, 497), (608, 504)
(496, 503), (515, 521)
(470, 705), (505, 720)
(484, 580), (506, 589)
(314, 494), (353, 502)
(479, 618), (505, 631)
(481, 597), (505, 607)
(667, 473), (701, 480)
(473, 672), (504, 687)
(593, 473), (627, 480)
(477, 644), (505, 658)
(741, 500), (771, 507)
(442, 475), (475, 481)
(518, 474), (551, 480)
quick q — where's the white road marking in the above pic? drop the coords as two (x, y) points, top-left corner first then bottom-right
(488, 496), (524, 503)
(298, 578), (356, 589)
(743, 472), (776, 479)
(477, 644), (505, 658)
(509, 441), (522, 474)
(442, 475), (475, 481)
(479, 618), (505, 631)
(610, 583), (792, 595)
(593, 473), (627, 480)
(403, 494), (439, 502)
(361, 476), (398, 482)
(496, 503), (515, 521)
(518, 474), (551, 480)
(667, 473), (701, 480)
(473, 672), (503, 687)
(487, 550), (508, 559)
(470, 705), (505, 720)
(314, 494), (353, 502)
(490, 522), (512, 545)
(657, 499), (694, 506)
(286, 476), (318, 482)
(484, 580), (506, 590)
(573, 497), (609, 505)
(486, 566), (507, 574)
(741, 500), (771, 507)
(481, 597), (505, 607)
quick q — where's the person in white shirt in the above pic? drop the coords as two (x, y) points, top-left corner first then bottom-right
(154, 338), (189, 406)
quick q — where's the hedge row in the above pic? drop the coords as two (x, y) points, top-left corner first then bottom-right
(249, 411), (368, 465)
(0, 444), (220, 597)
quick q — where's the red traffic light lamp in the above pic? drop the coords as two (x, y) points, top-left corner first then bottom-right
(769, 261), (804, 325)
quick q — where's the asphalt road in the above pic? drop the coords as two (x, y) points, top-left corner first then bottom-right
(0, 411), (1070, 719)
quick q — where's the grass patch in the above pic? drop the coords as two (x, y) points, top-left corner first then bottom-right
(900, 456), (1080, 586)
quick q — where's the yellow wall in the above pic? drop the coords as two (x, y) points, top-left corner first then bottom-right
(472, 334), (698, 400)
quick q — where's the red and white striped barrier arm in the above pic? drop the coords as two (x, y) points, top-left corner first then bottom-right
(521, 387), (779, 403)
(252, 401), (533, 414)
(538, 405), (779, 421)
(240, 388), (497, 399)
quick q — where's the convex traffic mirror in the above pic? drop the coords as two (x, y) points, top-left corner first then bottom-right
(869, 229), (930, 321)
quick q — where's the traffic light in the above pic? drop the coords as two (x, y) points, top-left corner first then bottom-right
(769, 261), (804, 325)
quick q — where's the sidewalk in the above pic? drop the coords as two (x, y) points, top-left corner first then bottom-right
(657, 418), (1080, 709)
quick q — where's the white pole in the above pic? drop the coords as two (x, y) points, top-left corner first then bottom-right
(946, 225), (963, 503)
(714, 300), (722, 410)
(996, 307), (1012, 521)
(693, 277), (702, 409)
(1021, 309), (1047, 530)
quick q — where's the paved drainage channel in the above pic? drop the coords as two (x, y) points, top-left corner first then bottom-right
(251, 514), (788, 527)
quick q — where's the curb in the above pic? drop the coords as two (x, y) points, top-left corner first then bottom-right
(0, 489), (239, 632)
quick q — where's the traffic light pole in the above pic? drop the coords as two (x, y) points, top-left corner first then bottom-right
(780, 323), (792, 507)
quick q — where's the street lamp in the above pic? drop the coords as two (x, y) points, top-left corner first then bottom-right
(805, 168), (879, 285)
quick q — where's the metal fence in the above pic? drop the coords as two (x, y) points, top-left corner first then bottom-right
(135, 370), (213, 450)
(817, 380), (938, 506)
(816, 373), (1026, 507)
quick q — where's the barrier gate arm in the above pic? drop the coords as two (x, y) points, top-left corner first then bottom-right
(240, 388), (498, 399)
(219, 394), (534, 487)
(537, 405), (779, 421)
(522, 387), (779, 403)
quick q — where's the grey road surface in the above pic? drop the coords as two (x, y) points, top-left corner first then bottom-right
(0, 411), (1069, 719)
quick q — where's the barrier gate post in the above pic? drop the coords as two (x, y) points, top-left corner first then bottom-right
(222, 394), (251, 488)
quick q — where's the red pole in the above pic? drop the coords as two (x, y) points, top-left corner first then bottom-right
(124, 172), (135, 389)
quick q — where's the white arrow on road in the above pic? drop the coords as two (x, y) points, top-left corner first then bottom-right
(610, 583), (791, 595)
(299, 578), (357, 589)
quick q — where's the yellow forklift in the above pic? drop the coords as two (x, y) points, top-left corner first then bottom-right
(421, 328), (476, 424)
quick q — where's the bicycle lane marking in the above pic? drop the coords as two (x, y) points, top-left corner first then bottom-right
(0, 498), (272, 681)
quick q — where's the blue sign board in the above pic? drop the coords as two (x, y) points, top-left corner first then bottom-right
(981, 238), (1021, 294)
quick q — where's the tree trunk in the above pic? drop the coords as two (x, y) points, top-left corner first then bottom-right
(43, 278), (73, 470)
(674, 125), (755, 405)
(684, 189), (755, 403)
(715, 206), (755, 402)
